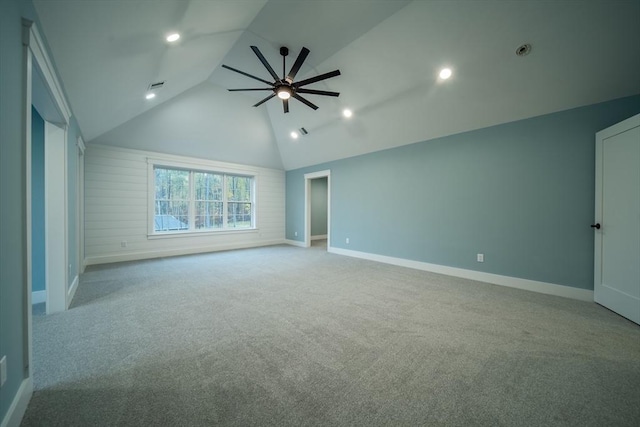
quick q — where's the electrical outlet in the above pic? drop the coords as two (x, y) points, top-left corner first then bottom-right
(346, 237), (350, 244)
(1, 355), (7, 388)
(477, 253), (484, 263)
(294, 231), (297, 237)
(121, 241), (127, 248)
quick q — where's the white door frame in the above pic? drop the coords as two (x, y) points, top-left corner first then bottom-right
(77, 137), (85, 273)
(304, 170), (331, 248)
(22, 19), (72, 376)
(44, 121), (68, 314)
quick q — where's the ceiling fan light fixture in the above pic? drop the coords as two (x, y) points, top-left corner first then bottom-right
(277, 87), (292, 100)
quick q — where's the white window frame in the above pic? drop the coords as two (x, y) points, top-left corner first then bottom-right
(147, 158), (256, 238)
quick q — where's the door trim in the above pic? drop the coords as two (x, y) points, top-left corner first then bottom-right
(22, 19), (71, 385)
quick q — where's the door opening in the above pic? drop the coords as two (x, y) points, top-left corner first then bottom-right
(304, 170), (331, 249)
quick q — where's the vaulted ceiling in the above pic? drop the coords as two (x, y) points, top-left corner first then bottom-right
(33, 0), (640, 170)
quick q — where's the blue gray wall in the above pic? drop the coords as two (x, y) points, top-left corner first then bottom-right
(311, 177), (328, 236)
(286, 95), (640, 290)
(31, 106), (45, 293)
(0, 0), (37, 421)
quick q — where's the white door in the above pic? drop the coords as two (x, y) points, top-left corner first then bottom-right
(594, 113), (640, 324)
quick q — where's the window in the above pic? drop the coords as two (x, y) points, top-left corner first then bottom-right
(152, 165), (254, 234)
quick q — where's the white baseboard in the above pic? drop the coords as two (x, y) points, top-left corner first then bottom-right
(285, 239), (306, 248)
(67, 274), (79, 308)
(1, 377), (33, 427)
(84, 239), (286, 266)
(31, 290), (46, 305)
(328, 247), (594, 302)
(311, 234), (327, 241)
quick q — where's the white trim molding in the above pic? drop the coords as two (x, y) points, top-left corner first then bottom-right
(21, 20), (71, 122)
(31, 291), (46, 305)
(76, 136), (86, 154)
(329, 247), (594, 302)
(84, 239), (286, 266)
(285, 239), (306, 248)
(0, 377), (33, 427)
(311, 234), (328, 241)
(67, 275), (79, 309)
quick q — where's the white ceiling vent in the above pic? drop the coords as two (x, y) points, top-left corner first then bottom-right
(148, 81), (165, 91)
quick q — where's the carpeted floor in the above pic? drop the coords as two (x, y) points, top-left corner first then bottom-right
(22, 244), (640, 426)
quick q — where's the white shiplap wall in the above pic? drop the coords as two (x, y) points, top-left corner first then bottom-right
(84, 144), (285, 265)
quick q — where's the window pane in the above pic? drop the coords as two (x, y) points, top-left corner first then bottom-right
(155, 168), (189, 200)
(154, 201), (189, 231)
(194, 172), (222, 201)
(227, 176), (251, 202)
(195, 201), (223, 229)
(154, 167), (189, 232)
(227, 202), (252, 228)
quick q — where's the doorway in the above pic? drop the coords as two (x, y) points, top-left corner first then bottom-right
(24, 20), (74, 380)
(304, 170), (330, 249)
(310, 177), (328, 248)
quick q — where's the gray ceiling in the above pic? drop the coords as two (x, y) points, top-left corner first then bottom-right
(33, 0), (640, 170)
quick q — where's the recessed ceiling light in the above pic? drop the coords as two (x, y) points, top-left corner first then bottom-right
(290, 131), (299, 139)
(343, 109), (353, 118)
(439, 68), (452, 80)
(145, 93), (156, 100)
(166, 33), (180, 43)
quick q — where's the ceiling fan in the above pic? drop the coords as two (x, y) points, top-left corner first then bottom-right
(222, 46), (341, 113)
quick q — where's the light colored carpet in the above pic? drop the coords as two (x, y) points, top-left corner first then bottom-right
(22, 244), (640, 426)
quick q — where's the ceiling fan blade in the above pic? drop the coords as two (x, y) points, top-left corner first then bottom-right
(250, 46), (280, 82)
(286, 47), (310, 83)
(228, 88), (274, 92)
(294, 69), (341, 88)
(222, 64), (274, 86)
(253, 93), (276, 107)
(283, 99), (289, 113)
(292, 93), (318, 110)
(297, 88), (340, 97)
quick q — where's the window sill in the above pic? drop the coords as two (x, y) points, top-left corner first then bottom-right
(148, 228), (258, 239)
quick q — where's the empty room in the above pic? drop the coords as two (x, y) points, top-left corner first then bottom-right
(1, 0), (640, 426)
